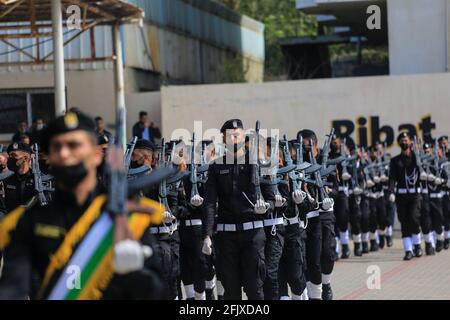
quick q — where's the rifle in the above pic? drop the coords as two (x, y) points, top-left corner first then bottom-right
(190, 133), (200, 200)
(32, 144), (48, 206)
(310, 128), (335, 201)
(413, 136), (427, 181)
(124, 136), (138, 173)
(280, 135), (301, 192)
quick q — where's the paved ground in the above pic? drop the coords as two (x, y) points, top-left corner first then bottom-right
(333, 234), (450, 300)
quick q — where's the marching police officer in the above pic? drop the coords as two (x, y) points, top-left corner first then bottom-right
(388, 132), (423, 260)
(203, 119), (275, 300)
(0, 142), (35, 216)
(0, 111), (162, 299)
(438, 135), (450, 249)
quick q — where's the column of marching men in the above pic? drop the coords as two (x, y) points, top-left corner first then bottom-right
(1, 112), (450, 300)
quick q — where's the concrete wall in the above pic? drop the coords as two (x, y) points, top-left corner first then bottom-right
(388, 0), (450, 75)
(161, 73), (450, 153)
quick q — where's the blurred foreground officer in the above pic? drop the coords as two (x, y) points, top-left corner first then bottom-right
(0, 142), (34, 216)
(203, 119), (275, 300)
(388, 132), (422, 261)
(0, 111), (162, 300)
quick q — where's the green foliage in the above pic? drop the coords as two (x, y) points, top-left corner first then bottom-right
(217, 0), (317, 80)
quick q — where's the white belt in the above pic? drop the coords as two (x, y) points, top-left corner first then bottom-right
(369, 191), (384, 199)
(397, 188), (419, 194)
(430, 193), (444, 199)
(216, 220), (264, 232)
(264, 217), (284, 227)
(149, 224), (177, 234)
(422, 189), (429, 194)
(283, 217), (299, 226)
(307, 210), (320, 218)
(183, 219), (202, 227)
(338, 186), (349, 192)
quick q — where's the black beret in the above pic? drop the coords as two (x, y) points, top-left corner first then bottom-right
(97, 134), (110, 146)
(7, 142), (32, 154)
(423, 143), (432, 150)
(438, 135), (448, 143)
(297, 129), (317, 141)
(396, 132), (411, 143)
(135, 139), (155, 151)
(220, 119), (243, 133)
(40, 111), (96, 152)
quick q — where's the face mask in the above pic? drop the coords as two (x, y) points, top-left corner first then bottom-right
(36, 124), (44, 130)
(130, 159), (143, 169)
(7, 158), (22, 172)
(400, 143), (410, 151)
(330, 144), (338, 152)
(50, 162), (88, 189)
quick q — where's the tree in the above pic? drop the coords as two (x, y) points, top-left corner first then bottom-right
(217, 0), (317, 80)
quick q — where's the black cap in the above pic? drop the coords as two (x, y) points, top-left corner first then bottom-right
(7, 142), (32, 154)
(135, 139), (155, 152)
(438, 135), (449, 143)
(220, 119), (243, 133)
(41, 111), (96, 153)
(396, 132), (411, 143)
(297, 129), (317, 142)
(97, 134), (110, 146)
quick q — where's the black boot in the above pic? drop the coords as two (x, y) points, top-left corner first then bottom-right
(378, 235), (385, 249)
(444, 239), (450, 250)
(436, 240), (444, 252)
(341, 244), (350, 259)
(186, 297), (195, 300)
(322, 284), (333, 301)
(354, 242), (363, 256)
(206, 288), (216, 300)
(425, 242), (435, 255)
(403, 251), (414, 260)
(386, 236), (393, 247)
(362, 242), (369, 254)
(413, 244), (423, 257)
(217, 295), (224, 300)
(370, 239), (379, 252)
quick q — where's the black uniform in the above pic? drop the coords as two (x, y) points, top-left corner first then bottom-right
(0, 171), (35, 216)
(203, 153), (275, 300)
(0, 186), (162, 299)
(389, 152), (422, 254)
(178, 176), (208, 299)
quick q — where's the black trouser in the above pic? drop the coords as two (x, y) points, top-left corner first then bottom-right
(396, 194), (421, 238)
(263, 225), (284, 300)
(179, 225), (207, 295)
(305, 211), (337, 285)
(443, 194), (450, 232)
(429, 197), (444, 235)
(215, 227), (266, 300)
(369, 196), (387, 233)
(151, 231), (180, 300)
(420, 193), (432, 235)
(384, 192), (396, 228)
(334, 191), (349, 233)
(360, 195), (371, 235)
(278, 223), (307, 297)
(349, 194), (362, 236)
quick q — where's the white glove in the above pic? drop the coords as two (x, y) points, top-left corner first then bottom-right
(113, 239), (152, 275)
(163, 211), (176, 223)
(420, 171), (428, 181)
(366, 179), (375, 188)
(292, 190), (306, 204)
(321, 197), (334, 211)
(428, 174), (436, 182)
(353, 187), (363, 195)
(202, 237), (212, 256)
(254, 199), (270, 214)
(389, 193), (396, 202)
(190, 194), (204, 207)
(342, 172), (352, 181)
(275, 194), (286, 208)
(373, 176), (381, 183)
(434, 177), (443, 185)
(380, 174), (389, 182)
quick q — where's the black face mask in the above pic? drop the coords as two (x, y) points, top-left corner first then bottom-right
(400, 143), (410, 151)
(7, 158), (21, 172)
(50, 162), (88, 189)
(130, 159), (143, 169)
(330, 144), (339, 153)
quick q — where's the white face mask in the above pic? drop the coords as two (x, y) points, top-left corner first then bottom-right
(36, 124), (44, 130)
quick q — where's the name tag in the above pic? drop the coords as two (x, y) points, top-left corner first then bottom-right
(6, 185), (16, 190)
(219, 169), (230, 174)
(34, 224), (66, 239)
